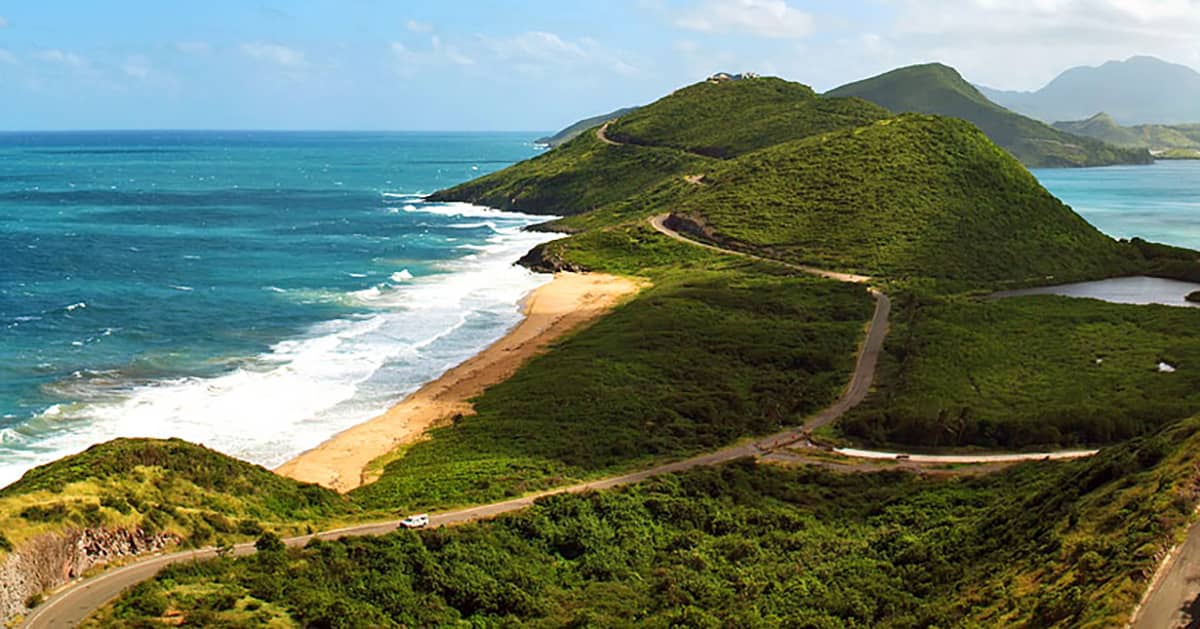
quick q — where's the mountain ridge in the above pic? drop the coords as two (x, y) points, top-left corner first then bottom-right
(982, 56), (1200, 125)
(825, 63), (1152, 168)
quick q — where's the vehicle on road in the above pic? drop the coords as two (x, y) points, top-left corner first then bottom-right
(399, 514), (429, 529)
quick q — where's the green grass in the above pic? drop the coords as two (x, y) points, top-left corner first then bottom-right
(827, 63), (1153, 168)
(606, 77), (888, 158)
(85, 416), (1200, 628)
(427, 129), (710, 216)
(671, 114), (1139, 283)
(1053, 113), (1200, 153)
(350, 261), (873, 511)
(0, 439), (351, 553)
(839, 292), (1200, 449)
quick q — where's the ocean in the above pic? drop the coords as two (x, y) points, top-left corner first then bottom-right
(1033, 161), (1200, 249)
(0, 131), (554, 487)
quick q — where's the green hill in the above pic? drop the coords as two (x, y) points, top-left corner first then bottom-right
(826, 63), (1153, 168)
(668, 114), (1137, 282)
(534, 106), (639, 148)
(0, 439), (349, 554)
(1053, 113), (1200, 158)
(429, 76), (888, 216)
(89, 417), (1200, 627)
(604, 77), (889, 158)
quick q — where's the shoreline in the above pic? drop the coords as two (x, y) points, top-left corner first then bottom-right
(275, 272), (644, 493)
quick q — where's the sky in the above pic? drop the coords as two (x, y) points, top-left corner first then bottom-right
(1, 0), (1199, 130)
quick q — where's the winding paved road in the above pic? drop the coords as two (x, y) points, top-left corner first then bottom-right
(22, 209), (1103, 629)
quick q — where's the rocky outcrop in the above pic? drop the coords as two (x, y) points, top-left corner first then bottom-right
(516, 242), (588, 273)
(0, 527), (177, 624)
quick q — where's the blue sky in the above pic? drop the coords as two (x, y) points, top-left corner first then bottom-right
(1, 1), (1198, 130)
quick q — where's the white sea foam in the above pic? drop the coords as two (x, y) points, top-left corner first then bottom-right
(64, 302), (87, 312)
(391, 269), (414, 282)
(0, 203), (563, 488)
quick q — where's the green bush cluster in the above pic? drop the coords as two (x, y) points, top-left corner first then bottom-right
(88, 417), (1200, 628)
(351, 266), (873, 511)
(840, 291), (1200, 448)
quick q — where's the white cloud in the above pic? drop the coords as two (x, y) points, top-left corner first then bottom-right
(406, 19), (434, 33)
(0, 16), (9, 28)
(877, 0), (1200, 89)
(175, 42), (211, 55)
(483, 31), (588, 64)
(240, 42), (307, 68)
(0, 49), (16, 65)
(122, 55), (151, 79)
(35, 49), (88, 68)
(675, 0), (814, 39)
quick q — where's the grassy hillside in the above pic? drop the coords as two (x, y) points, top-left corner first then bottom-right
(426, 130), (710, 217)
(827, 63), (1153, 168)
(351, 250), (873, 511)
(87, 416), (1200, 627)
(840, 292), (1200, 449)
(429, 76), (887, 216)
(1053, 113), (1200, 158)
(534, 106), (639, 148)
(671, 114), (1138, 283)
(605, 77), (889, 158)
(0, 439), (349, 554)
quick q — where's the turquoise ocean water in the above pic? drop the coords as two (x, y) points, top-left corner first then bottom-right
(1033, 161), (1200, 248)
(0, 131), (554, 487)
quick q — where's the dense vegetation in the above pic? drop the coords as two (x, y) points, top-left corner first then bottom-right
(426, 130), (709, 216)
(534, 106), (639, 148)
(827, 63), (1153, 168)
(1053, 113), (1200, 154)
(605, 78), (888, 158)
(351, 252), (873, 510)
(432, 76), (886, 217)
(88, 415), (1200, 628)
(0, 439), (349, 552)
(840, 293), (1200, 448)
(671, 114), (1138, 282)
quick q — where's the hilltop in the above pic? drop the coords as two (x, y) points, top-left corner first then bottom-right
(603, 77), (889, 158)
(430, 76), (888, 216)
(826, 63), (1152, 168)
(665, 114), (1136, 282)
(534, 106), (639, 148)
(1053, 113), (1200, 158)
(983, 56), (1200, 125)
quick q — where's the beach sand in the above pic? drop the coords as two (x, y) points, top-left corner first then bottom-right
(276, 272), (644, 493)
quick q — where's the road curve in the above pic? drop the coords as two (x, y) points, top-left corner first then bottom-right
(1131, 512), (1200, 628)
(24, 211), (1103, 628)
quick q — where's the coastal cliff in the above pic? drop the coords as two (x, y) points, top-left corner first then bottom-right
(0, 527), (176, 623)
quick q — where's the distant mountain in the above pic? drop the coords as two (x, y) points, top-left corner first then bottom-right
(1053, 112), (1200, 159)
(826, 63), (1152, 168)
(534, 107), (640, 148)
(981, 56), (1200, 125)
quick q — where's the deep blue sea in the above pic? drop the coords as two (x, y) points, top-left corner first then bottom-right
(0, 131), (554, 486)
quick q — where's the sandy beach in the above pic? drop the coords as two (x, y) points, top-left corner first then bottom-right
(276, 272), (643, 493)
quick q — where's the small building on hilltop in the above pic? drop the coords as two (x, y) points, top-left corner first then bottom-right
(707, 71), (760, 83)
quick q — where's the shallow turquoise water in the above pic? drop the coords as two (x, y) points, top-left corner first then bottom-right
(0, 131), (553, 486)
(1033, 161), (1200, 248)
